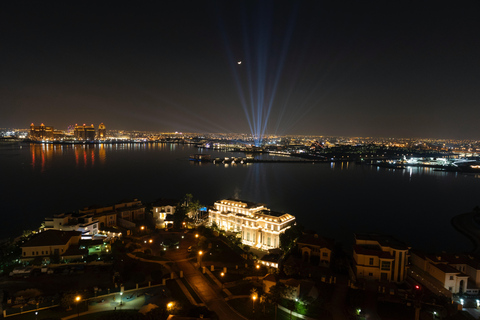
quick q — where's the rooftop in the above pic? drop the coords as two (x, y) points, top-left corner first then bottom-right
(355, 233), (410, 250)
(218, 198), (266, 209)
(353, 244), (394, 259)
(297, 234), (334, 250)
(22, 230), (81, 247)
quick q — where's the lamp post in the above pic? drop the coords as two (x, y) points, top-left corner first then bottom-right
(120, 292), (123, 306)
(252, 293), (257, 319)
(75, 295), (81, 319)
(167, 301), (174, 314)
(198, 250), (203, 267)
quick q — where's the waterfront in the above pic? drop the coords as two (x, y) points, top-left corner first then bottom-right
(1, 142), (479, 252)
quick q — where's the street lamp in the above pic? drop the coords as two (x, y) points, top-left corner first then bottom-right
(252, 293), (257, 318)
(167, 301), (174, 313)
(75, 295), (81, 319)
(195, 234), (199, 238)
(198, 250), (203, 267)
(120, 292), (123, 306)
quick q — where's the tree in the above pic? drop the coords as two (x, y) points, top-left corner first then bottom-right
(60, 292), (79, 310)
(144, 203), (156, 229)
(286, 299), (297, 320)
(267, 282), (288, 320)
(211, 221), (219, 232)
(279, 225), (304, 253)
(188, 200), (202, 223)
(184, 193), (193, 206)
(173, 205), (188, 229)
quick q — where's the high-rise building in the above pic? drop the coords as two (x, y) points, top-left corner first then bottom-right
(98, 123), (106, 139)
(74, 124), (96, 140)
(30, 123), (54, 140)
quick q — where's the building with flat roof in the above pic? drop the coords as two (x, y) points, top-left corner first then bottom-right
(21, 230), (86, 262)
(411, 251), (478, 294)
(44, 213), (99, 238)
(74, 124), (96, 140)
(353, 233), (410, 283)
(79, 199), (145, 226)
(29, 123), (54, 140)
(208, 199), (296, 250)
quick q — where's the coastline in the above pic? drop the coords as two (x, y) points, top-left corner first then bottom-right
(451, 211), (480, 254)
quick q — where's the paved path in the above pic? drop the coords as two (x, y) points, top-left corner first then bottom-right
(175, 258), (246, 320)
(164, 233), (247, 320)
(328, 278), (349, 320)
(61, 290), (150, 319)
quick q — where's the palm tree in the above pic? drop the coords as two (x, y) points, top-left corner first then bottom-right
(189, 200), (202, 223)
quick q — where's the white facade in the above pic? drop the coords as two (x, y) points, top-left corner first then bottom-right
(44, 213), (99, 236)
(208, 199), (295, 250)
(152, 202), (177, 228)
(410, 252), (475, 294)
(153, 205), (176, 220)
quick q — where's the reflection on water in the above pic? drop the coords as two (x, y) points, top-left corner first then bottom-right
(4, 142), (480, 252)
(28, 142), (185, 171)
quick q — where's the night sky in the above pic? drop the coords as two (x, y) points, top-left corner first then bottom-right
(1, 1), (480, 139)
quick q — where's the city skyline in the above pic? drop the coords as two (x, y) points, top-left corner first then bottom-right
(1, 2), (480, 139)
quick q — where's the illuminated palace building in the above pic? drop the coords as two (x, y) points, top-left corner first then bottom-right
(98, 123), (106, 139)
(208, 199), (296, 250)
(30, 123), (63, 140)
(29, 122), (106, 141)
(74, 124), (96, 140)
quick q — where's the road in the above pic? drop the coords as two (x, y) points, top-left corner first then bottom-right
(163, 231), (247, 320)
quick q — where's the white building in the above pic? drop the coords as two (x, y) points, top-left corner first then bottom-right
(208, 199), (296, 250)
(410, 252), (477, 294)
(152, 199), (178, 228)
(44, 213), (99, 238)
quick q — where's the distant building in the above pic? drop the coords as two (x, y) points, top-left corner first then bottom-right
(80, 199), (145, 226)
(114, 199), (146, 221)
(297, 234), (334, 267)
(410, 251), (479, 295)
(30, 123), (54, 140)
(74, 124), (96, 140)
(44, 213), (99, 238)
(21, 230), (86, 262)
(98, 123), (106, 139)
(80, 205), (117, 228)
(208, 199), (296, 250)
(353, 233), (410, 283)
